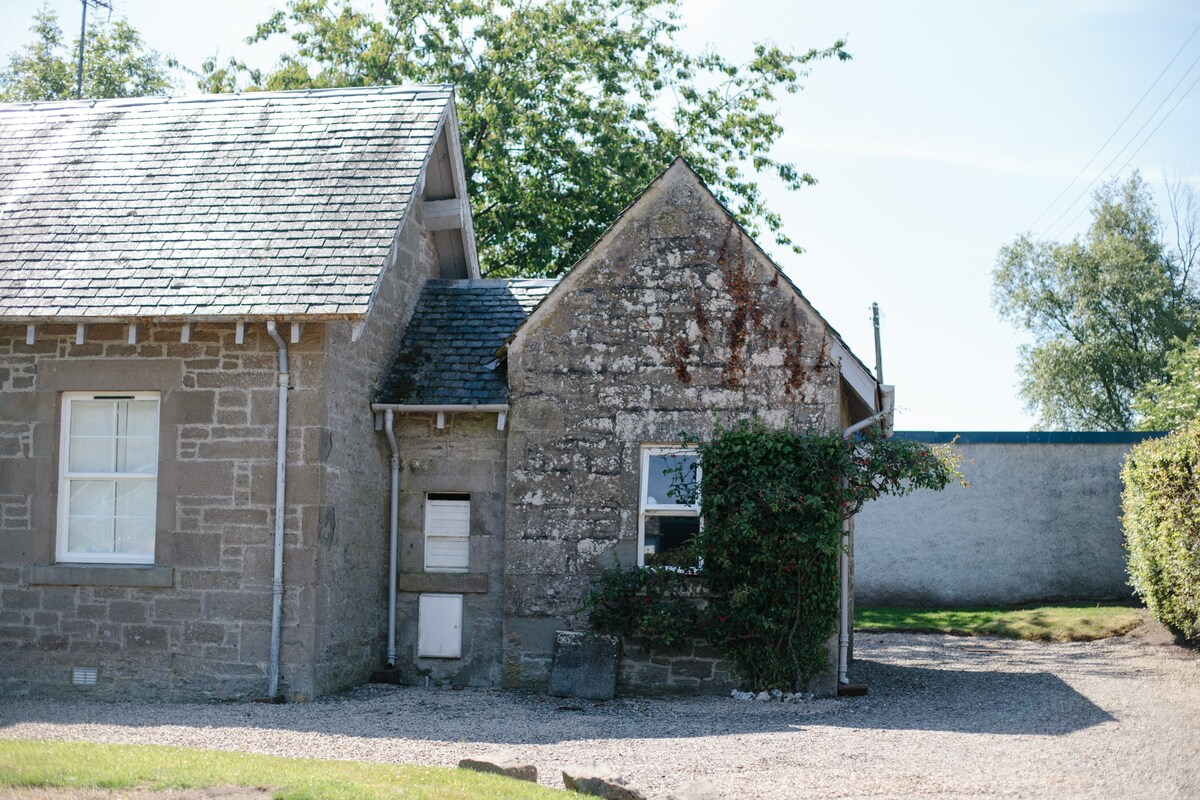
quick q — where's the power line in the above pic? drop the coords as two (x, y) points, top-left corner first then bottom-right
(1027, 20), (1200, 234)
(1041, 47), (1200, 239)
(923, 35), (1200, 312)
(1048, 66), (1200, 240)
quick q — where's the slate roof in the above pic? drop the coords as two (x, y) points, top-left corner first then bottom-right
(0, 86), (454, 320)
(377, 279), (557, 405)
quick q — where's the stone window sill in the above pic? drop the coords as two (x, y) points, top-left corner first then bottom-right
(397, 572), (488, 594)
(25, 564), (175, 588)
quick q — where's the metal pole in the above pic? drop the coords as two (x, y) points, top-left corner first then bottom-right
(76, 0), (88, 100)
(871, 302), (884, 385)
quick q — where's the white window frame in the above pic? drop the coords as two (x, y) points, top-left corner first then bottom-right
(638, 445), (701, 567)
(423, 493), (470, 573)
(56, 391), (160, 565)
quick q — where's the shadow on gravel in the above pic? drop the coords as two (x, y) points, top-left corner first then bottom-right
(0, 659), (1114, 743)
(831, 659), (1116, 735)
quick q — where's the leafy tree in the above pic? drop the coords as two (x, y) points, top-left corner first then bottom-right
(993, 172), (1199, 430)
(0, 8), (171, 102)
(200, 0), (850, 276)
(1133, 341), (1200, 431)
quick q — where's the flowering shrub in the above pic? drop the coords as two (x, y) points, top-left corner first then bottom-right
(580, 420), (963, 691)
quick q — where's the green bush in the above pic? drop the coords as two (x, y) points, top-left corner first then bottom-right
(580, 420), (963, 692)
(578, 563), (700, 648)
(1122, 421), (1200, 640)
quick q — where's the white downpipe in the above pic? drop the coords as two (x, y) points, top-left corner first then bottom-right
(838, 387), (895, 685)
(383, 410), (400, 667)
(265, 321), (289, 699)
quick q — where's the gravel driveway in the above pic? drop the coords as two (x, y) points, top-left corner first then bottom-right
(3, 619), (1198, 799)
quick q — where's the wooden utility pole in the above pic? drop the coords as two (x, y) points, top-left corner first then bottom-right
(871, 302), (884, 384)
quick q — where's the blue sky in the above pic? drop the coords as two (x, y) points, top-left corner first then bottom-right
(4, 0), (1199, 431)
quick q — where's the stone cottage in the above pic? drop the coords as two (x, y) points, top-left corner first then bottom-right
(0, 86), (480, 700)
(373, 159), (885, 695)
(0, 87), (885, 701)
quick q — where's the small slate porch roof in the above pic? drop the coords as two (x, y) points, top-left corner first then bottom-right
(376, 279), (557, 406)
(0, 86), (455, 321)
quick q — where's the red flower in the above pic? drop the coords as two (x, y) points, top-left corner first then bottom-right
(718, 615), (727, 622)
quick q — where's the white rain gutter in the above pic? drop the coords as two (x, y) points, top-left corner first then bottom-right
(383, 409), (400, 667)
(838, 385), (895, 688)
(265, 321), (290, 700)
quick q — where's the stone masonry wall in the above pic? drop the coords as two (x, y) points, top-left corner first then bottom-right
(391, 412), (507, 687)
(502, 164), (843, 692)
(0, 321), (325, 701)
(314, 198), (444, 695)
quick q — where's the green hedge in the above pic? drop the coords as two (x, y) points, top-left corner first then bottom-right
(1122, 420), (1200, 640)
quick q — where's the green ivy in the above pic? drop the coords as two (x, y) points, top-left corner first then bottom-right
(580, 420), (963, 691)
(577, 563), (700, 648)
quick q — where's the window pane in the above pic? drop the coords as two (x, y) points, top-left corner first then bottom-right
(119, 435), (159, 474)
(122, 400), (158, 438)
(69, 435), (114, 472)
(646, 452), (697, 506)
(66, 479), (156, 557)
(114, 515), (155, 555)
(68, 517), (114, 553)
(115, 481), (157, 518)
(69, 480), (116, 518)
(71, 401), (115, 437)
(644, 515), (700, 567)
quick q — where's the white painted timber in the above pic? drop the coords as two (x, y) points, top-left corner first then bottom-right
(423, 198), (465, 232)
(418, 593), (463, 658)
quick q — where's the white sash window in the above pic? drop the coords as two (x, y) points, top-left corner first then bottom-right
(57, 392), (160, 564)
(639, 446), (701, 568)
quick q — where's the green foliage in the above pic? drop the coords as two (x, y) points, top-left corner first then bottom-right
(200, 0), (850, 277)
(578, 563), (700, 648)
(1134, 340), (1200, 431)
(580, 421), (962, 692)
(693, 421), (961, 691)
(993, 172), (1199, 431)
(0, 8), (171, 102)
(1122, 421), (1200, 640)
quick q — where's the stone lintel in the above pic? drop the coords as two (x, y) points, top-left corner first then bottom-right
(397, 572), (488, 594)
(25, 564), (176, 588)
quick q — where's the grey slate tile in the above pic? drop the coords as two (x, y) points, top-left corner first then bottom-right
(376, 279), (557, 406)
(0, 86), (454, 320)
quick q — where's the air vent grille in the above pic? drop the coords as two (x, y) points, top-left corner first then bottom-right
(71, 667), (98, 686)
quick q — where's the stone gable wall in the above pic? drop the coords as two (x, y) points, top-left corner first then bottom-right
(0, 322), (326, 700)
(502, 166), (843, 691)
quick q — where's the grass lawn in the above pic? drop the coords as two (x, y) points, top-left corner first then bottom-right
(0, 740), (573, 800)
(855, 604), (1144, 641)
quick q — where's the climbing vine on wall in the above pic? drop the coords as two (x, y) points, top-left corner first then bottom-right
(653, 221), (830, 402)
(581, 420), (963, 691)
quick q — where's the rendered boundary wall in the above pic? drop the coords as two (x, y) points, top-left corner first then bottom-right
(855, 431), (1165, 607)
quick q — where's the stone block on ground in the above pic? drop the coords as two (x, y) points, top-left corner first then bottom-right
(458, 753), (538, 783)
(663, 778), (721, 800)
(562, 763), (647, 800)
(549, 630), (620, 700)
